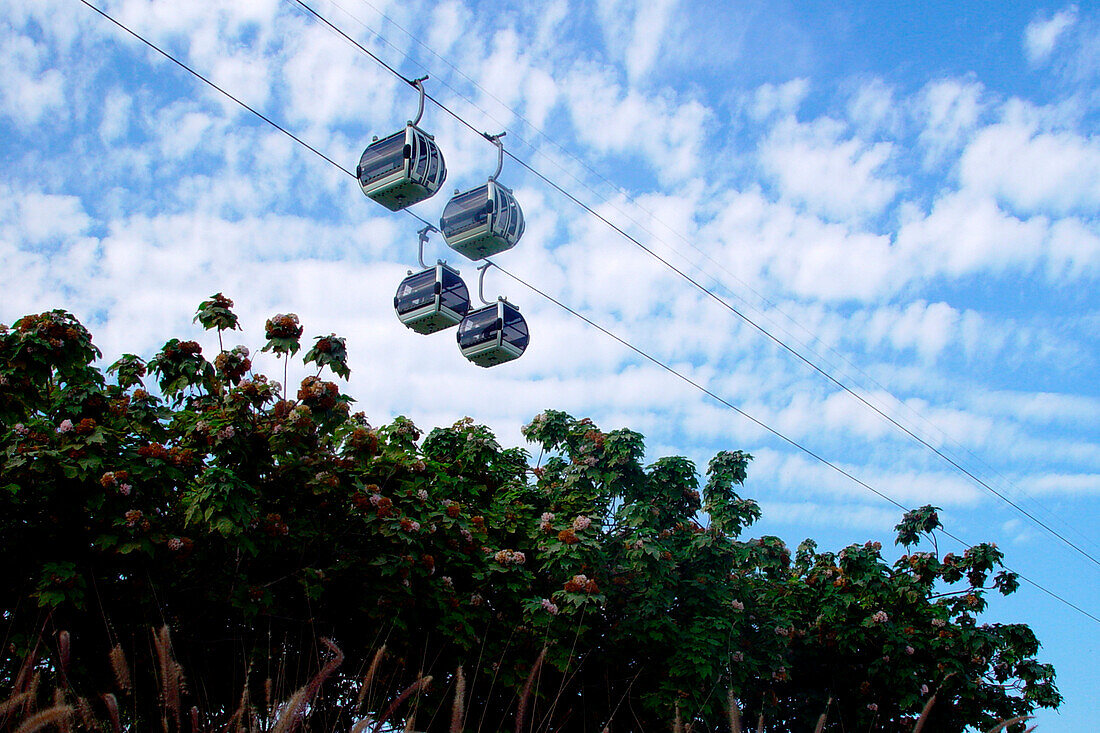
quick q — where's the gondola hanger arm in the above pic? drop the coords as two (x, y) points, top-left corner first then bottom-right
(483, 132), (506, 181)
(416, 224), (437, 270)
(409, 75), (429, 126)
(476, 262), (497, 306)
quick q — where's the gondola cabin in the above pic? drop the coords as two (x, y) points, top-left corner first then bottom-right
(394, 263), (470, 334)
(357, 123), (447, 211)
(456, 298), (529, 367)
(440, 181), (525, 260)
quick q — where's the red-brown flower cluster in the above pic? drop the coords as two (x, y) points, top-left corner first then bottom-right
(446, 503), (461, 518)
(557, 529), (580, 545)
(564, 574), (599, 594)
(298, 376), (339, 412)
(137, 443), (169, 461)
(265, 313), (302, 340)
(375, 496), (394, 518)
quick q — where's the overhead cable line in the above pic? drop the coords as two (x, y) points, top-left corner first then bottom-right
(290, 0), (1100, 572)
(302, 0), (1100, 563)
(75, 0), (1100, 626)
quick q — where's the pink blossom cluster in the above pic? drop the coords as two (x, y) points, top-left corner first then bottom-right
(57, 419), (73, 433)
(867, 703), (878, 712)
(871, 611), (889, 624)
(13, 423), (28, 436)
(167, 538), (183, 551)
(369, 493), (383, 506)
(572, 515), (592, 531)
(931, 618), (946, 628)
(731, 651), (744, 662)
(494, 549), (526, 565)
(216, 425), (235, 441)
(416, 489), (429, 501)
(730, 599), (744, 611)
(540, 598), (559, 615)
(539, 512), (555, 531)
(905, 645), (915, 655)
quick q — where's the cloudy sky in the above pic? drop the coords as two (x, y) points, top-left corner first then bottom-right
(3, 0), (1099, 726)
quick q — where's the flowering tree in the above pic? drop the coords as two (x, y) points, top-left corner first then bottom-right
(0, 303), (1059, 732)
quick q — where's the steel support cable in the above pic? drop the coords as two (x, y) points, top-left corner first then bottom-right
(290, 0), (1100, 571)
(76, 0), (1100, 626)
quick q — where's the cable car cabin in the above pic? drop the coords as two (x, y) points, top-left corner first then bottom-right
(357, 124), (447, 211)
(393, 263), (470, 335)
(439, 181), (525, 260)
(456, 299), (529, 367)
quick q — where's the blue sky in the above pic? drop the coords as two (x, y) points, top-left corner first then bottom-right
(2, 0), (1099, 728)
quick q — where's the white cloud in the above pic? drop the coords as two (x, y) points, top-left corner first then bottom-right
(758, 116), (899, 222)
(749, 78), (810, 121)
(958, 105), (1100, 217)
(916, 79), (985, 166)
(1025, 6), (1078, 64)
(895, 191), (1047, 279)
(0, 28), (66, 128)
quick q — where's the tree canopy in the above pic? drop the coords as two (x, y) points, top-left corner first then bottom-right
(0, 301), (1059, 732)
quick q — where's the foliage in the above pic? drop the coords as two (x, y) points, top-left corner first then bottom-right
(0, 304), (1060, 732)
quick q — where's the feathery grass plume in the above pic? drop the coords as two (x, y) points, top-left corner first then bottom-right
(515, 648), (546, 733)
(75, 697), (95, 729)
(369, 675), (432, 733)
(359, 645), (387, 709)
(50, 689), (71, 733)
(450, 667), (466, 733)
(350, 719), (371, 733)
(813, 697), (832, 733)
(985, 716), (1034, 733)
(0, 692), (33, 723)
(673, 703), (683, 733)
(755, 711), (764, 733)
(727, 689), (742, 733)
(13, 705), (73, 733)
(265, 677), (273, 717)
(914, 672), (955, 733)
(57, 631), (71, 686)
(102, 693), (121, 733)
(153, 625), (181, 730)
(109, 644), (131, 693)
(13, 644), (38, 693)
(225, 674), (251, 733)
(190, 706), (200, 733)
(271, 638), (344, 733)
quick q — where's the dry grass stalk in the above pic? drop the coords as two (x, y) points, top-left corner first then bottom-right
(226, 672), (252, 732)
(673, 703), (683, 733)
(515, 647), (546, 733)
(13, 704), (73, 733)
(50, 689), (71, 733)
(450, 667), (466, 733)
(102, 693), (121, 733)
(369, 675), (432, 733)
(359, 645), (387, 709)
(985, 716), (1034, 733)
(109, 644), (131, 693)
(190, 705), (200, 733)
(727, 689), (742, 733)
(755, 711), (764, 733)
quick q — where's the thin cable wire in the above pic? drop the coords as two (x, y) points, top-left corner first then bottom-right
(290, 0), (1100, 571)
(76, 0), (1100, 626)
